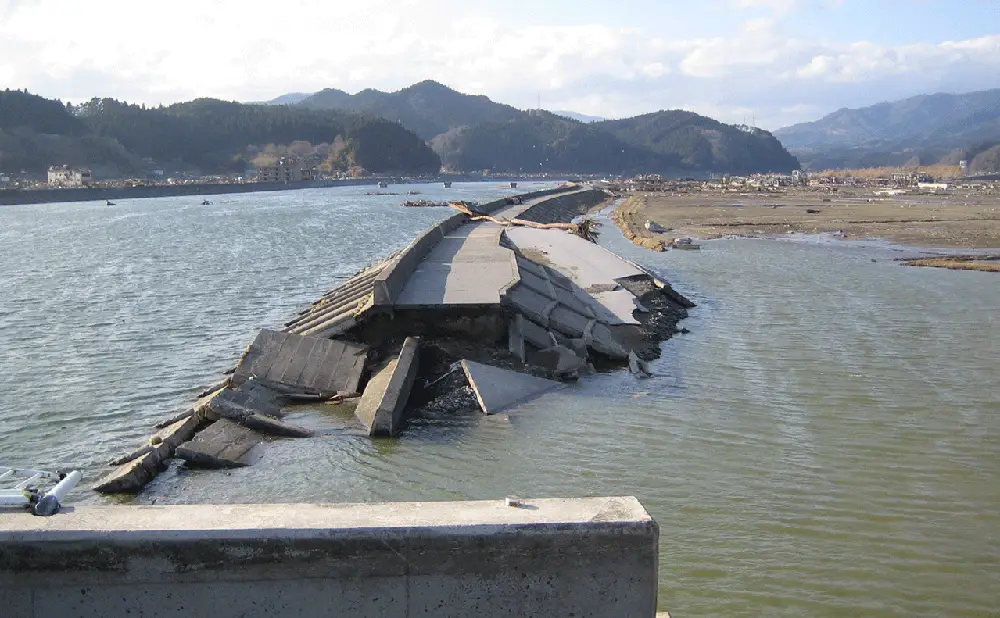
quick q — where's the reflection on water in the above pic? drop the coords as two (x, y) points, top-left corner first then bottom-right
(2, 185), (998, 616)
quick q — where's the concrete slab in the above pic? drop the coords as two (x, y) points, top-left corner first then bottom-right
(460, 360), (564, 415)
(174, 419), (264, 469)
(354, 337), (420, 436)
(592, 289), (642, 325)
(396, 222), (519, 307)
(505, 226), (644, 290)
(515, 314), (556, 349)
(203, 392), (314, 437)
(94, 414), (201, 493)
(505, 285), (555, 326)
(1, 497), (657, 618)
(232, 330), (368, 396)
(90, 451), (160, 494)
(548, 305), (591, 338)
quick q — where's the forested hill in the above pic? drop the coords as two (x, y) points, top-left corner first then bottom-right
(429, 110), (798, 175)
(299, 80), (523, 141)
(291, 80), (800, 174)
(773, 88), (1000, 172)
(430, 112), (669, 174)
(0, 89), (441, 176)
(596, 111), (800, 174)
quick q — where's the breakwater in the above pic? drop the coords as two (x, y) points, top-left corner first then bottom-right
(90, 185), (694, 494)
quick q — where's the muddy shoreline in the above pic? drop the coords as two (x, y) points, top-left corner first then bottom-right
(610, 189), (1000, 260)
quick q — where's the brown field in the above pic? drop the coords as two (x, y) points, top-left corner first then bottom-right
(898, 257), (1000, 272)
(612, 189), (1000, 251)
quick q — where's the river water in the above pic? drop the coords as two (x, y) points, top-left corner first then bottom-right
(2, 184), (998, 616)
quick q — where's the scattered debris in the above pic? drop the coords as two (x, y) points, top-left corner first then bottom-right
(645, 220), (670, 233)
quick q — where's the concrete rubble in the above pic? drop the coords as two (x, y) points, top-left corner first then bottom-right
(94, 186), (695, 495)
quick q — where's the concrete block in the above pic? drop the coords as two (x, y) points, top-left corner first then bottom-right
(0, 586), (30, 618)
(507, 317), (526, 362)
(548, 305), (591, 337)
(517, 314), (557, 350)
(505, 285), (553, 326)
(92, 450), (160, 494)
(534, 344), (588, 378)
(354, 337), (420, 436)
(204, 392), (313, 437)
(592, 289), (643, 325)
(232, 330), (368, 396)
(174, 419), (264, 468)
(0, 497), (657, 618)
(461, 359), (563, 415)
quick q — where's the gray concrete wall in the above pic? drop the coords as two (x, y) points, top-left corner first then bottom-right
(0, 496), (658, 618)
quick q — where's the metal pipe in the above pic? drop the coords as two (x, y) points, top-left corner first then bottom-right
(32, 470), (82, 516)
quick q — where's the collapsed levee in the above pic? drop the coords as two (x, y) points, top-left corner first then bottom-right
(94, 186), (694, 496)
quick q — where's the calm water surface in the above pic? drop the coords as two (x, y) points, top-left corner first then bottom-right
(2, 184), (998, 617)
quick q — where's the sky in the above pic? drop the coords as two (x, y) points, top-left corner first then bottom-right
(1, 0), (999, 129)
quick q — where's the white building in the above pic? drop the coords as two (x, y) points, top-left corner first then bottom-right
(47, 165), (92, 188)
(255, 160), (316, 183)
(917, 182), (949, 192)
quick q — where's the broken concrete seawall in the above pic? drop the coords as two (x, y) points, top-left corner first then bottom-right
(0, 497), (659, 618)
(92, 184), (694, 494)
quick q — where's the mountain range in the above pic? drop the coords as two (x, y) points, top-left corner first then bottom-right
(774, 88), (1000, 173)
(0, 89), (440, 177)
(275, 80), (800, 175)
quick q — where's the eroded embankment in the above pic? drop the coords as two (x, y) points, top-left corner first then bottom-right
(610, 190), (1000, 250)
(897, 255), (1000, 272)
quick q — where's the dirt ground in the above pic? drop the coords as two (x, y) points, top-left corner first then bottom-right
(613, 189), (1000, 250)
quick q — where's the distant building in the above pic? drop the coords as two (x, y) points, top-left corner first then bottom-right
(47, 165), (92, 188)
(0, 173), (11, 186)
(255, 159), (317, 183)
(917, 182), (949, 191)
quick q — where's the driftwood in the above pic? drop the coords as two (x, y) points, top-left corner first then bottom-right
(448, 202), (600, 242)
(324, 391), (362, 405)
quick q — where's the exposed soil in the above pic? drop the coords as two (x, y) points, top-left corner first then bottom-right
(897, 256), (1000, 272)
(613, 190), (1000, 250)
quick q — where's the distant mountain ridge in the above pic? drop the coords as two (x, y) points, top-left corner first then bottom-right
(774, 88), (1000, 171)
(552, 110), (607, 123)
(290, 80), (799, 174)
(0, 89), (440, 176)
(299, 80), (523, 141)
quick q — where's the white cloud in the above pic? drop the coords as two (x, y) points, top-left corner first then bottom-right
(0, 1), (998, 129)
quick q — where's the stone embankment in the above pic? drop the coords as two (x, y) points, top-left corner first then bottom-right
(93, 186), (694, 495)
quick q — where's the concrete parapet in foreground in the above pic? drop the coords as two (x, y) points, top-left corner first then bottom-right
(0, 496), (658, 618)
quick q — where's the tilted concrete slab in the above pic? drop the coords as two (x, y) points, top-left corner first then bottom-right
(461, 359), (564, 415)
(174, 418), (264, 469)
(0, 497), (658, 618)
(232, 329), (368, 396)
(515, 313), (556, 349)
(593, 289), (643, 325)
(354, 337), (420, 436)
(94, 414), (201, 494)
(505, 226), (644, 290)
